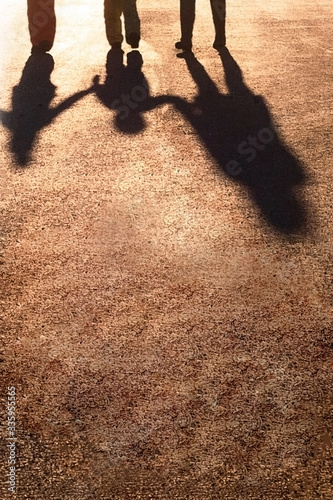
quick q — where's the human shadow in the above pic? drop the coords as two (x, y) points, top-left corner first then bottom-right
(0, 53), (96, 167)
(93, 49), (170, 134)
(169, 50), (308, 234)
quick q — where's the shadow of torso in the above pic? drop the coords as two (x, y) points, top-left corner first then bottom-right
(1, 54), (95, 167)
(94, 49), (171, 134)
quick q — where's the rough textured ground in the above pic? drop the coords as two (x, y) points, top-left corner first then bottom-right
(0, 0), (332, 498)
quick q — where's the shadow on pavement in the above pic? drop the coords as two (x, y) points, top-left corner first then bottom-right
(93, 49), (170, 134)
(1, 49), (309, 234)
(0, 54), (95, 167)
(170, 49), (308, 234)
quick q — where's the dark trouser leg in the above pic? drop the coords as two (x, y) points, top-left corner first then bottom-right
(104, 0), (123, 45)
(27, 0), (56, 49)
(180, 0), (195, 48)
(210, 0), (226, 46)
(122, 0), (140, 44)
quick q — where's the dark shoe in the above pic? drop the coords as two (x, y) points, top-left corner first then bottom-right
(175, 40), (192, 51)
(31, 40), (52, 54)
(126, 32), (140, 49)
(111, 42), (122, 50)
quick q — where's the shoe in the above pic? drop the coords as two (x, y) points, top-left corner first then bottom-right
(31, 40), (52, 54)
(126, 32), (140, 49)
(111, 42), (122, 50)
(175, 40), (192, 51)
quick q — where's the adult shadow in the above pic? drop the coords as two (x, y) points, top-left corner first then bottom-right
(0, 53), (96, 167)
(94, 49), (171, 134)
(169, 50), (308, 234)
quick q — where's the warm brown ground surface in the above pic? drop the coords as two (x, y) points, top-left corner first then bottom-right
(0, 0), (332, 498)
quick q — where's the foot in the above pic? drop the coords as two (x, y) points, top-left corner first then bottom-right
(111, 42), (122, 50)
(126, 32), (140, 49)
(31, 40), (52, 54)
(175, 40), (192, 51)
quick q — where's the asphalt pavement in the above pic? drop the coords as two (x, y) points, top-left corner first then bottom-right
(0, 1), (332, 498)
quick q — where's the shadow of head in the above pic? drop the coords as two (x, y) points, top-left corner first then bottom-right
(114, 112), (146, 133)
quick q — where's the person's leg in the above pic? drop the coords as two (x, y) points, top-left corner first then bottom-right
(122, 0), (140, 48)
(210, 0), (226, 48)
(28, 0), (56, 52)
(104, 0), (123, 46)
(176, 0), (195, 50)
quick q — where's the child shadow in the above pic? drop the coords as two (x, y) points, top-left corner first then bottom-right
(94, 49), (170, 134)
(169, 50), (308, 234)
(0, 54), (96, 167)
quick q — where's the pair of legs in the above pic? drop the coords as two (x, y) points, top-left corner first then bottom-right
(104, 0), (140, 49)
(27, 0), (140, 53)
(176, 0), (226, 50)
(27, 0), (56, 53)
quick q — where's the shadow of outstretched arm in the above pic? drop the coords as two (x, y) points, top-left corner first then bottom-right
(50, 76), (99, 121)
